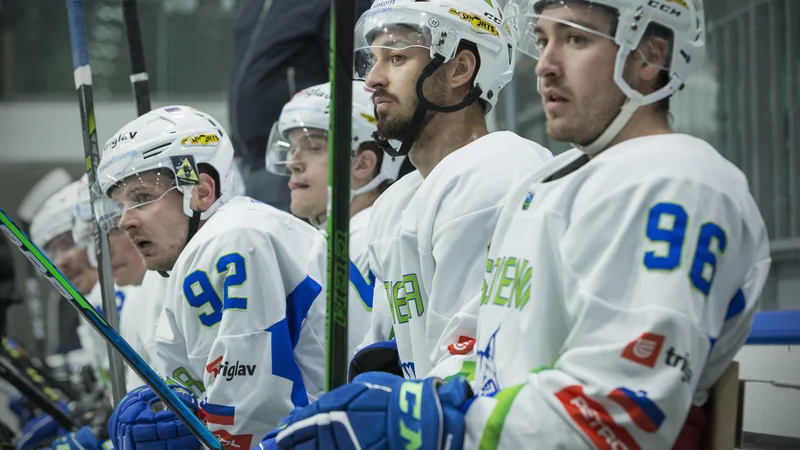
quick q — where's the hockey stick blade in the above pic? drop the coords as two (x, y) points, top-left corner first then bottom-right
(0, 210), (223, 450)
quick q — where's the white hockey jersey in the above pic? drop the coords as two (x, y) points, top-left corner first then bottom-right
(153, 196), (327, 449)
(347, 206), (376, 361)
(362, 131), (553, 380)
(463, 134), (771, 449)
(77, 281), (134, 389)
(120, 270), (168, 392)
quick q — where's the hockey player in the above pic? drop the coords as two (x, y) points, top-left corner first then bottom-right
(30, 181), (97, 300)
(72, 175), (145, 392)
(266, 80), (411, 359)
(121, 167), (247, 394)
(350, 0), (552, 382)
(16, 181), (94, 450)
(95, 106), (328, 449)
(268, 0), (772, 449)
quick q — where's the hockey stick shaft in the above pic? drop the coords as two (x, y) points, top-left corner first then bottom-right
(65, 0), (128, 407)
(120, 0), (151, 116)
(0, 352), (78, 430)
(2, 338), (78, 403)
(325, 0), (355, 391)
(0, 211), (223, 450)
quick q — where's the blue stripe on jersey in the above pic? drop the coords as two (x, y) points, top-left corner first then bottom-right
(725, 289), (746, 320)
(349, 260), (375, 310)
(266, 276), (322, 408)
(200, 401), (235, 417)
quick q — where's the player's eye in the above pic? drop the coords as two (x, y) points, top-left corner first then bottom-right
(135, 193), (153, 204)
(567, 34), (585, 45)
(390, 53), (405, 64)
(533, 35), (547, 51)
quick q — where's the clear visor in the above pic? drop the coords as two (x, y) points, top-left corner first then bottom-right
(353, 8), (434, 80)
(266, 123), (329, 177)
(507, 1), (669, 72)
(95, 170), (179, 233)
(505, 0), (617, 59)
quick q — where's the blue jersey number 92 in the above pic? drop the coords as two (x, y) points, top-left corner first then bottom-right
(182, 253), (248, 327)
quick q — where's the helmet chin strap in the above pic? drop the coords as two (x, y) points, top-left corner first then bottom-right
(374, 54), (482, 157)
(575, 93), (644, 155)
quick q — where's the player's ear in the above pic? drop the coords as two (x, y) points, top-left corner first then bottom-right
(448, 47), (478, 91)
(191, 173), (217, 212)
(638, 36), (669, 87)
(352, 147), (378, 182)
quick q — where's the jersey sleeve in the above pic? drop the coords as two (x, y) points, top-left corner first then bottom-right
(156, 225), (326, 449)
(348, 245), (377, 360)
(120, 285), (147, 392)
(464, 177), (771, 449)
(422, 201), (507, 381)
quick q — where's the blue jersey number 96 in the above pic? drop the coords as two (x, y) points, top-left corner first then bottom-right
(644, 203), (727, 296)
(182, 253), (248, 327)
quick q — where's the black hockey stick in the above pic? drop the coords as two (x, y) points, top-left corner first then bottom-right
(0, 211), (223, 450)
(120, 0), (151, 116)
(1, 338), (78, 403)
(326, 0), (355, 391)
(0, 352), (78, 430)
(64, 0), (127, 406)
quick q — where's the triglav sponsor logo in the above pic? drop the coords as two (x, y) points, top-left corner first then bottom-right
(206, 356), (256, 381)
(665, 347), (693, 384)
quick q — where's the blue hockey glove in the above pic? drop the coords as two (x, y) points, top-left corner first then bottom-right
(270, 372), (472, 450)
(50, 426), (111, 450)
(9, 393), (34, 424)
(108, 384), (201, 450)
(14, 401), (70, 450)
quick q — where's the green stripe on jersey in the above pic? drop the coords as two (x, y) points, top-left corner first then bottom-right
(479, 383), (526, 450)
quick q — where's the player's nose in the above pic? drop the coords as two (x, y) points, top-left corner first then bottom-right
(286, 158), (303, 173)
(116, 208), (139, 232)
(365, 63), (387, 90)
(535, 44), (562, 80)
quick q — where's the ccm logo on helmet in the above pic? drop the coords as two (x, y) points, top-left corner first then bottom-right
(647, 0), (687, 17)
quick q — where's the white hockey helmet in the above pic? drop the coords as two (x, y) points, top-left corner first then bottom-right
(505, 0), (706, 153)
(353, 0), (516, 113)
(30, 180), (82, 251)
(96, 106), (234, 231)
(72, 174), (97, 268)
(266, 81), (407, 197)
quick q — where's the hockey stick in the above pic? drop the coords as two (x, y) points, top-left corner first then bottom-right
(0, 351), (78, 430)
(0, 211), (223, 450)
(2, 338), (78, 403)
(120, 0), (151, 116)
(65, 0), (127, 406)
(325, 0), (355, 391)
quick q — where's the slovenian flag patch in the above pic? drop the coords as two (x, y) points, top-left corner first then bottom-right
(201, 401), (235, 426)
